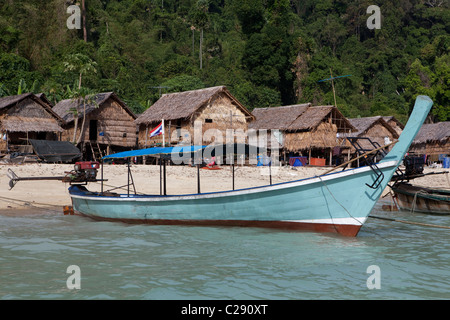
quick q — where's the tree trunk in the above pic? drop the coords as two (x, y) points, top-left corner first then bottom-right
(192, 28), (195, 57)
(82, 0), (87, 42)
(76, 100), (87, 145)
(72, 117), (78, 144)
(199, 28), (203, 69)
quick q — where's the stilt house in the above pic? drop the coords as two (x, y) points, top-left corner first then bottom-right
(0, 93), (64, 154)
(347, 116), (400, 151)
(135, 86), (254, 148)
(382, 116), (404, 136)
(53, 92), (137, 160)
(250, 104), (356, 166)
(409, 122), (450, 162)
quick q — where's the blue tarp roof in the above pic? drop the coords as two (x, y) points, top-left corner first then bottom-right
(102, 145), (206, 160)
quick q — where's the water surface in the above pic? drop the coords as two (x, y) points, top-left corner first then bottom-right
(0, 200), (449, 300)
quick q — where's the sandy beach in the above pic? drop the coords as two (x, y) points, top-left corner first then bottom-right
(0, 162), (449, 214)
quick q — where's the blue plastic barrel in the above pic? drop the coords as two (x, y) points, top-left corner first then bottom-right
(443, 157), (450, 168)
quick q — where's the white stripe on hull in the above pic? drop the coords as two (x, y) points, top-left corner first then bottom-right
(283, 217), (367, 226)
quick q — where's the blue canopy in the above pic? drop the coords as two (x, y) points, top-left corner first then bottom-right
(102, 145), (206, 160)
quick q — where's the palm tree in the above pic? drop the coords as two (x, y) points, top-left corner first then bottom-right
(63, 53), (97, 91)
(63, 54), (97, 145)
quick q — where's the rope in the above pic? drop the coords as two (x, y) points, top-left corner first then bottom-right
(410, 190), (428, 214)
(316, 175), (363, 228)
(369, 215), (450, 230)
(0, 195), (63, 214)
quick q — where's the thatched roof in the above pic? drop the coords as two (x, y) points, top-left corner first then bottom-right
(53, 92), (136, 124)
(0, 93), (31, 110)
(35, 93), (54, 107)
(413, 122), (450, 144)
(0, 93), (64, 132)
(1, 116), (63, 132)
(348, 116), (399, 138)
(250, 104), (356, 132)
(249, 103), (311, 130)
(382, 116), (404, 129)
(135, 86), (254, 125)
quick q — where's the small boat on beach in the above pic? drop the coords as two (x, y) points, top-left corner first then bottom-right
(391, 182), (450, 215)
(63, 96), (433, 237)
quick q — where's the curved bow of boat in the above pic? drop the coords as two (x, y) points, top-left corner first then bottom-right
(381, 95), (433, 165)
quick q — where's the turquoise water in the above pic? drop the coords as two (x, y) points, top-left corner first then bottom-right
(0, 199), (449, 300)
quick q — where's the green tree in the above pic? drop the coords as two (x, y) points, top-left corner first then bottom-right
(63, 53), (98, 144)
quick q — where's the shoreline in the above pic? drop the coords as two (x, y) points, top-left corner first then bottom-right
(1, 163), (448, 215)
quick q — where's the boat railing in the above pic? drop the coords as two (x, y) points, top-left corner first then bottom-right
(341, 137), (405, 189)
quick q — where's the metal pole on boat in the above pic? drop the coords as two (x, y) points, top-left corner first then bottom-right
(163, 158), (167, 196)
(101, 159), (104, 194)
(127, 158), (130, 197)
(159, 157), (162, 195)
(232, 163), (235, 190)
(269, 158), (272, 185)
(197, 163), (201, 194)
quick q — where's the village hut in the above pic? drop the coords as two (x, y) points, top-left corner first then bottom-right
(409, 122), (450, 163)
(250, 104), (356, 166)
(135, 86), (254, 149)
(53, 92), (137, 160)
(0, 93), (64, 155)
(347, 116), (400, 152)
(382, 116), (404, 136)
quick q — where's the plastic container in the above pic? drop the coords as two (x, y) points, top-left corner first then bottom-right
(310, 157), (326, 166)
(443, 157), (450, 169)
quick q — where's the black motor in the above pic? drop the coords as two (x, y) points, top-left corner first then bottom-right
(403, 155), (425, 176)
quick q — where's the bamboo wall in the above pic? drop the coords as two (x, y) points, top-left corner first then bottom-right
(409, 140), (449, 155)
(61, 98), (136, 147)
(0, 97), (61, 153)
(137, 93), (249, 147)
(284, 122), (341, 152)
(356, 124), (397, 151)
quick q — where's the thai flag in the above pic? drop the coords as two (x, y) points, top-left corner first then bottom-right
(149, 121), (164, 138)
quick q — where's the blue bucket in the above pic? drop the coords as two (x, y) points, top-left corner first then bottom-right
(443, 157), (450, 169)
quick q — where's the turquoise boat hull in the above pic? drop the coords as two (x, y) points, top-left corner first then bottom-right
(69, 96), (433, 236)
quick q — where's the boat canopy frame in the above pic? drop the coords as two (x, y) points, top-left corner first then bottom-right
(100, 143), (269, 197)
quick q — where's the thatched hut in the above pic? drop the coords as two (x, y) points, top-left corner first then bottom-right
(53, 92), (137, 159)
(0, 93), (64, 154)
(347, 116), (400, 152)
(409, 122), (450, 162)
(135, 86), (254, 148)
(250, 104), (356, 165)
(382, 116), (404, 136)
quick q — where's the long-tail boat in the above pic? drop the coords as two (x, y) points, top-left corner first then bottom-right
(67, 96), (433, 236)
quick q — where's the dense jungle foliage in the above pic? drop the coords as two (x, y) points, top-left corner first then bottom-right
(0, 0), (448, 122)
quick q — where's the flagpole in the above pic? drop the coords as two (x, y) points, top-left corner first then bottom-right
(162, 119), (165, 147)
